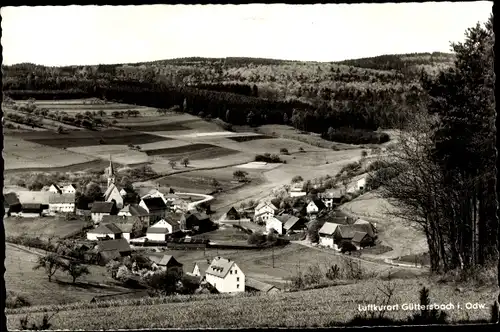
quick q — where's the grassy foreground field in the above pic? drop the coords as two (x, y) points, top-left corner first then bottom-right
(6, 277), (494, 329)
(5, 244), (131, 307)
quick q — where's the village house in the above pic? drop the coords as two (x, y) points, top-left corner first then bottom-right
(351, 231), (374, 250)
(49, 193), (75, 214)
(171, 198), (188, 213)
(345, 175), (368, 194)
(62, 184), (77, 194)
(86, 223), (123, 241)
(318, 188), (343, 209)
(48, 184), (63, 194)
(190, 260), (210, 279)
(148, 255), (183, 272)
(118, 204), (150, 225)
(354, 218), (377, 237)
(4, 192), (22, 217)
(266, 215), (284, 235)
(19, 203), (45, 218)
(93, 238), (132, 265)
(146, 218), (181, 241)
(254, 201), (278, 223)
(277, 214), (307, 234)
(91, 201), (117, 224)
(306, 199), (326, 215)
(204, 257), (245, 293)
(101, 215), (145, 241)
(318, 222), (342, 249)
(245, 277), (280, 294)
(139, 197), (168, 223)
(180, 212), (210, 232)
(119, 188), (128, 197)
(225, 207), (241, 220)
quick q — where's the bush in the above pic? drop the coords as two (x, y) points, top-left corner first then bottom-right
(280, 148), (289, 155)
(6, 291), (31, 309)
(247, 232), (267, 245)
(340, 241), (357, 254)
(255, 153), (282, 163)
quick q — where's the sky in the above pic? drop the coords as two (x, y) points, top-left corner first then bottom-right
(1, 2), (493, 66)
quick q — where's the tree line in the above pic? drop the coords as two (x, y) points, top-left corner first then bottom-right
(378, 17), (497, 276)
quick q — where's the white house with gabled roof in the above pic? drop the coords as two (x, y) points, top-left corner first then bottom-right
(254, 201), (277, 222)
(205, 257), (245, 293)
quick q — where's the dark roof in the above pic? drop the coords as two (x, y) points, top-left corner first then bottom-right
(96, 238), (131, 253)
(129, 204), (149, 216)
(246, 277), (279, 293)
(226, 207), (240, 219)
(352, 223), (375, 238)
(146, 227), (171, 234)
(283, 216), (302, 230)
(352, 231), (369, 243)
(49, 193), (75, 204)
(4, 193), (21, 206)
(338, 225), (356, 239)
(150, 255), (183, 267)
(91, 201), (115, 213)
(88, 223), (123, 235)
(311, 199), (326, 210)
(141, 197), (167, 211)
(22, 203), (43, 212)
(102, 215), (129, 224)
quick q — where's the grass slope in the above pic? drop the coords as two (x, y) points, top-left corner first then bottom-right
(6, 277), (494, 329)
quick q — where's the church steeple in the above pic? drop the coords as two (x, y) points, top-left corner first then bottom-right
(107, 154), (115, 188)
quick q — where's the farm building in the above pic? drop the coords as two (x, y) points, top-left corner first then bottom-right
(142, 188), (168, 204)
(277, 214), (306, 233)
(139, 197), (168, 223)
(254, 201), (278, 222)
(148, 255), (183, 271)
(205, 257), (245, 293)
(266, 216), (284, 235)
(4, 192), (22, 217)
(226, 207), (240, 220)
(351, 231), (374, 250)
(101, 215), (144, 241)
(62, 184), (77, 194)
(180, 212), (210, 232)
(91, 201), (117, 224)
(94, 238), (132, 265)
(318, 222), (342, 249)
(290, 190), (307, 198)
(354, 219), (377, 235)
(146, 227), (171, 242)
(171, 198), (188, 213)
(104, 183), (124, 209)
(346, 175), (367, 194)
(48, 193), (75, 214)
(191, 260), (210, 279)
(48, 184), (63, 194)
(318, 188), (343, 209)
(87, 223), (123, 241)
(245, 278), (280, 294)
(352, 222), (377, 239)
(306, 199), (326, 215)
(337, 225), (357, 242)
(19, 203), (44, 218)
(118, 204), (150, 225)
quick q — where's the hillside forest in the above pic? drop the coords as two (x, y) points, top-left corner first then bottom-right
(3, 52), (455, 144)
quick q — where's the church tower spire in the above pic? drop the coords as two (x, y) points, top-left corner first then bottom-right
(107, 154), (115, 188)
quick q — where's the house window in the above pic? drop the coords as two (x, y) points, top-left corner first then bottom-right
(230, 270), (233, 274)
(237, 284), (239, 289)
(235, 270), (237, 274)
(237, 277), (239, 281)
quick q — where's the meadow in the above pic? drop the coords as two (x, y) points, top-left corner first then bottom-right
(6, 277), (494, 329)
(4, 216), (88, 240)
(5, 244), (131, 307)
